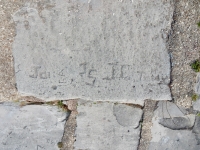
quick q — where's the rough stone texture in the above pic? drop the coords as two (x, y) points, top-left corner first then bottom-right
(195, 73), (200, 94)
(61, 100), (78, 150)
(113, 103), (143, 128)
(0, 0), (22, 102)
(159, 114), (195, 130)
(74, 100), (142, 150)
(193, 116), (200, 145)
(193, 99), (200, 111)
(156, 101), (187, 118)
(0, 102), (67, 150)
(138, 100), (157, 150)
(12, 0), (173, 104)
(0, 0), (61, 102)
(149, 101), (200, 150)
(193, 73), (200, 111)
(169, 0), (200, 108)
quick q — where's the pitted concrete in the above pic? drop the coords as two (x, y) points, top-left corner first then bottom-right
(12, 0), (173, 104)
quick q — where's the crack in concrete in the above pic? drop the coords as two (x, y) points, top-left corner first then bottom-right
(167, 0), (176, 103)
(137, 100), (158, 150)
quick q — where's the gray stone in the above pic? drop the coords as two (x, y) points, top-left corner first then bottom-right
(195, 73), (200, 94)
(0, 102), (66, 150)
(149, 101), (200, 150)
(193, 116), (200, 145)
(193, 73), (200, 111)
(193, 116), (200, 134)
(193, 99), (200, 111)
(159, 114), (195, 130)
(12, 0), (173, 104)
(74, 100), (142, 150)
(113, 104), (143, 128)
(156, 101), (186, 118)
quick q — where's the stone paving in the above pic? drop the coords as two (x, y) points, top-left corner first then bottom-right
(12, 0), (172, 105)
(0, 102), (66, 150)
(149, 101), (200, 150)
(0, 0), (200, 150)
(74, 101), (142, 150)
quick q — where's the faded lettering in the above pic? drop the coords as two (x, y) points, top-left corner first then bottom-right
(29, 66), (50, 79)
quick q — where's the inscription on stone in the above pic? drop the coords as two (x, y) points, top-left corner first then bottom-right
(29, 66), (50, 79)
(12, 0), (173, 105)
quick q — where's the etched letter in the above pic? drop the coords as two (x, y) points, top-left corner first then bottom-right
(29, 66), (41, 78)
(86, 69), (97, 86)
(103, 63), (118, 80)
(79, 62), (87, 77)
(120, 65), (131, 79)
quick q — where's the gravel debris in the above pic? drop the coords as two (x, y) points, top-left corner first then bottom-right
(169, 0), (200, 108)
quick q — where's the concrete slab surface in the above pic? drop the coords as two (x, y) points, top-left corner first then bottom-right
(74, 101), (142, 150)
(12, 0), (173, 104)
(0, 102), (66, 150)
(149, 101), (200, 150)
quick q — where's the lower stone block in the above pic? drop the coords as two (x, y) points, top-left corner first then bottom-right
(74, 101), (143, 150)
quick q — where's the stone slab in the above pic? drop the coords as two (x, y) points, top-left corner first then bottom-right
(193, 73), (200, 111)
(12, 0), (173, 104)
(74, 101), (142, 150)
(159, 114), (195, 130)
(149, 101), (200, 150)
(193, 99), (200, 111)
(0, 102), (66, 150)
(193, 116), (200, 145)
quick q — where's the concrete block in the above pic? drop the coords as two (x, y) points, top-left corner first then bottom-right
(74, 101), (142, 150)
(0, 102), (66, 150)
(12, 0), (173, 104)
(149, 101), (200, 150)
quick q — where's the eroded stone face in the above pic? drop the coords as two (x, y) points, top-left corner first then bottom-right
(0, 102), (66, 150)
(12, 0), (173, 104)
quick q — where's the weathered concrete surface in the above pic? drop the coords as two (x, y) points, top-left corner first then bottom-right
(149, 101), (200, 150)
(113, 103), (143, 128)
(0, 0), (22, 102)
(74, 101), (142, 150)
(193, 116), (200, 145)
(0, 102), (66, 150)
(193, 73), (200, 111)
(193, 99), (200, 111)
(194, 73), (200, 93)
(12, 0), (173, 104)
(159, 114), (195, 130)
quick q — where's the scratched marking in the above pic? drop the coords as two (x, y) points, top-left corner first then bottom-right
(29, 66), (50, 79)
(13, 1), (172, 102)
(79, 62), (97, 86)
